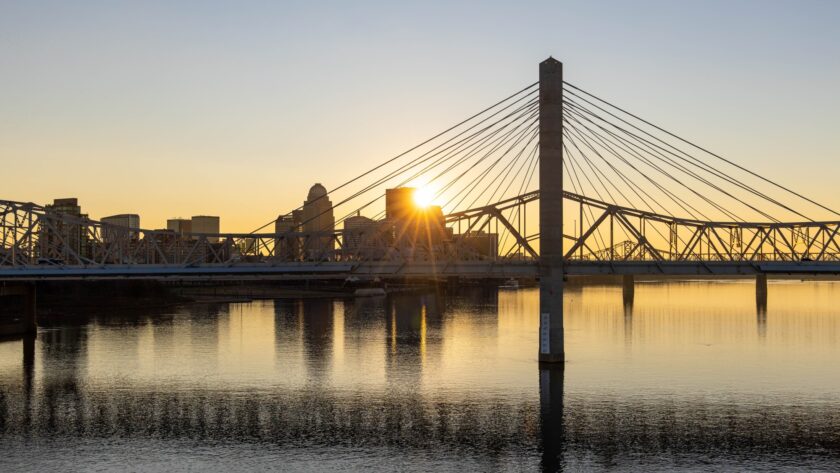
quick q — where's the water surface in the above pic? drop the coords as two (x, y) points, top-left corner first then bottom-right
(1, 280), (839, 471)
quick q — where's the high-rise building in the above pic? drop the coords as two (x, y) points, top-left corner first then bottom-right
(101, 214), (140, 242)
(343, 214), (382, 258)
(167, 218), (192, 237)
(458, 231), (498, 259)
(39, 198), (89, 261)
(274, 214), (300, 260)
(385, 187), (450, 256)
(191, 216), (220, 243)
(386, 187), (415, 247)
(385, 187), (416, 222)
(301, 183), (335, 260)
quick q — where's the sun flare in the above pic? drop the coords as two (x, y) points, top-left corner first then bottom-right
(413, 186), (435, 208)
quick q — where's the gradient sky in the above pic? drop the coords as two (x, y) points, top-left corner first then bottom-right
(1, 0), (838, 231)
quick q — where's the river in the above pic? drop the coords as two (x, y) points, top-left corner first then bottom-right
(1, 280), (839, 471)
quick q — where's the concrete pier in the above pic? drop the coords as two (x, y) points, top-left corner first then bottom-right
(756, 274), (768, 308)
(622, 275), (635, 306)
(538, 57), (565, 363)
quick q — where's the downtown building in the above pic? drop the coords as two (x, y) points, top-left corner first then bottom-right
(38, 198), (90, 263)
(385, 187), (450, 260)
(301, 184), (335, 261)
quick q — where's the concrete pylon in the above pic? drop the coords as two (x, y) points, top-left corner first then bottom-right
(538, 58), (565, 363)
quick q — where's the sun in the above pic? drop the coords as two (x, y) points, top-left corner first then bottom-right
(413, 186), (435, 208)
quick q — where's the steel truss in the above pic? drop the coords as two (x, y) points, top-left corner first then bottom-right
(3, 192), (839, 272)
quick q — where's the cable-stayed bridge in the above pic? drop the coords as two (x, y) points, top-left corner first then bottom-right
(2, 59), (838, 281)
(3, 57), (838, 357)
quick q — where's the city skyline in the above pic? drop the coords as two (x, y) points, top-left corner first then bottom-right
(2, 0), (838, 232)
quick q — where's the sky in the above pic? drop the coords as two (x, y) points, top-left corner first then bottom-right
(1, 0), (838, 231)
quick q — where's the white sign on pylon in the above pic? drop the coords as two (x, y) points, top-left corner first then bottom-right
(540, 312), (550, 354)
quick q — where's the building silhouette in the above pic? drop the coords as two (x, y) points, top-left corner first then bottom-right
(39, 198), (89, 261)
(343, 214), (384, 259)
(301, 183), (335, 260)
(385, 187), (449, 259)
(191, 215), (220, 243)
(274, 213), (301, 260)
(166, 218), (191, 236)
(101, 214), (140, 243)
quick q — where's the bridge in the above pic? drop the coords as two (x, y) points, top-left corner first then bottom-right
(2, 58), (839, 360)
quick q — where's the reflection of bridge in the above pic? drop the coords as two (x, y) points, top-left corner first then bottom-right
(2, 58), (839, 359)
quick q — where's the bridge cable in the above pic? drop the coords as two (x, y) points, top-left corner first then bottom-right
(563, 106), (711, 221)
(250, 82), (539, 233)
(564, 100), (767, 222)
(563, 84), (826, 220)
(301, 97), (539, 231)
(564, 95), (785, 221)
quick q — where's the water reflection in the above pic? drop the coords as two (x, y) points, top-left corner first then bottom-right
(0, 281), (840, 470)
(539, 365), (565, 472)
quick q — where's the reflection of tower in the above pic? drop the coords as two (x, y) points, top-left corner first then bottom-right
(757, 297), (767, 340)
(22, 335), (35, 428)
(385, 293), (444, 383)
(39, 323), (88, 425)
(302, 184), (335, 260)
(756, 274), (768, 340)
(622, 278), (634, 347)
(386, 295), (422, 383)
(539, 365), (565, 471)
(188, 305), (220, 369)
(301, 299), (334, 378)
(623, 294), (634, 347)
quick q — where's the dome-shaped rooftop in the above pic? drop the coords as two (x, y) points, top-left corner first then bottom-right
(307, 183), (328, 201)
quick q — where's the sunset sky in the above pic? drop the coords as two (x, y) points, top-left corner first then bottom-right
(2, 0), (838, 231)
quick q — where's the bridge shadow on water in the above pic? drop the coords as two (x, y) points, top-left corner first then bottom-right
(0, 284), (840, 470)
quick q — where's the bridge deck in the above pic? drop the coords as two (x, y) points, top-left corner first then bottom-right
(1, 261), (840, 281)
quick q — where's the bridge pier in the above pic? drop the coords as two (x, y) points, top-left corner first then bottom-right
(622, 275), (635, 306)
(538, 57), (565, 363)
(756, 274), (768, 308)
(0, 283), (37, 336)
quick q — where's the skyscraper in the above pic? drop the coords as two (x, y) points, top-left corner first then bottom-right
(167, 218), (192, 237)
(301, 183), (335, 260)
(274, 213), (300, 261)
(191, 216), (220, 243)
(39, 198), (89, 262)
(101, 214), (140, 242)
(385, 187), (449, 258)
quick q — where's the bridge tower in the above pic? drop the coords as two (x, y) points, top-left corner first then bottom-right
(538, 57), (565, 363)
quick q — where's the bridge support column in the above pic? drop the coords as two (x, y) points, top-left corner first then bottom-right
(538, 57), (565, 363)
(756, 274), (767, 308)
(622, 275), (635, 306)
